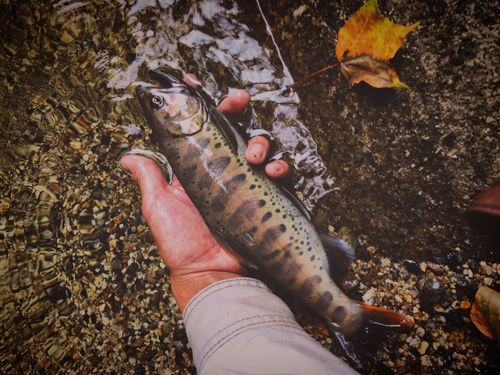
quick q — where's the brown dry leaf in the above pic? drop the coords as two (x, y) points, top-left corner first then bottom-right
(335, 0), (420, 90)
(470, 286), (500, 342)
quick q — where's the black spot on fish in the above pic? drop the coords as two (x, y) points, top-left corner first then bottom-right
(214, 142), (221, 148)
(261, 212), (272, 223)
(262, 225), (286, 244)
(279, 224), (286, 232)
(228, 198), (260, 229)
(296, 275), (322, 298)
(283, 250), (291, 258)
(249, 184), (256, 190)
(258, 200), (266, 207)
(283, 214), (287, 219)
(208, 156), (231, 176)
(261, 249), (281, 262)
(331, 306), (347, 325)
(310, 255), (315, 261)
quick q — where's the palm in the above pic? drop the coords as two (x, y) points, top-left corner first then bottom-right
(135, 158), (245, 277)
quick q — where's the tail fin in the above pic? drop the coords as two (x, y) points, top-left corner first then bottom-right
(355, 301), (414, 331)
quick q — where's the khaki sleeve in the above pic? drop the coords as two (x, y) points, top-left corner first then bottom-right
(183, 277), (359, 375)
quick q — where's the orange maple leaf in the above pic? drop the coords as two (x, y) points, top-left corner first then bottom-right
(335, 0), (420, 90)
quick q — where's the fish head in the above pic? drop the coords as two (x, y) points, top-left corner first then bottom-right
(136, 70), (207, 136)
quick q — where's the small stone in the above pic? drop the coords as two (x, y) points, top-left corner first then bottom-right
(420, 354), (432, 367)
(416, 327), (425, 337)
(460, 300), (471, 309)
(418, 340), (429, 355)
(409, 337), (420, 348)
(420, 262), (427, 272)
(404, 294), (413, 303)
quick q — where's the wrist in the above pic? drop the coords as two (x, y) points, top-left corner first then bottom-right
(171, 271), (245, 312)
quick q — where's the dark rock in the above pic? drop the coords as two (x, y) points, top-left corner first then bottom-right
(404, 259), (421, 274)
(419, 277), (446, 304)
(342, 271), (360, 296)
(111, 258), (122, 270)
(126, 262), (139, 276)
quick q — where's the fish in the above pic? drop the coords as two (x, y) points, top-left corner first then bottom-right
(135, 68), (413, 336)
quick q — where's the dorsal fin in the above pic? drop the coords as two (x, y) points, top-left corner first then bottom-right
(208, 107), (239, 155)
(317, 230), (356, 284)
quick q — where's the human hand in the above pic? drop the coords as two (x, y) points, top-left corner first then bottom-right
(121, 81), (289, 312)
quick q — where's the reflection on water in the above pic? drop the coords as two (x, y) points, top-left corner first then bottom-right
(0, 0), (334, 372)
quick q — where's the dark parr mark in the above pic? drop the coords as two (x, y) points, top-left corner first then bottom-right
(262, 224), (287, 244)
(261, 249), (281, 262)
(228, 198), (260, 229)
(241, 226), (258, 241)
(331, 306), (347, 325)
(182, 164), (198, 180)
(207, 156), (231, 176)
(296, 275), (322, 299)
(313, 291), (334, 312)
(196, 137), (210, 149)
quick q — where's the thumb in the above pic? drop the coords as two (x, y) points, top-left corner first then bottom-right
(121, 154), (171, 198)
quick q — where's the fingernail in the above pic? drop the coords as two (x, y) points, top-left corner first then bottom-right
(119, 157), (131, 173)
(249, 144), (265, 160)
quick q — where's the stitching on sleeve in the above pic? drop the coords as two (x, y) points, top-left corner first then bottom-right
(199, 317), (305, 370)
(198, 313), (297, 358)
(184, 278), (269, 322)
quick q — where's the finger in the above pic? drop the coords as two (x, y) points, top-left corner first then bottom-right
(245, 136), (270, 164)
(265, 160), (290, 179)
(184, 74), (200, 89)
(120, 155), (189, 205)
(217, 90), (250, 120)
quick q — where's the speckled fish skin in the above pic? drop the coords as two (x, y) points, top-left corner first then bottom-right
(136, 70), (364, 335)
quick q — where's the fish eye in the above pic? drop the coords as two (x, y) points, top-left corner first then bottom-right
(151, 95), (163, 108)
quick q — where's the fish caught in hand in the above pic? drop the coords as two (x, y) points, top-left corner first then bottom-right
(134, 68), (413, 336)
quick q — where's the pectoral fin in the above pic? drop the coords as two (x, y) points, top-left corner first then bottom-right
(208, 225), (258, 269)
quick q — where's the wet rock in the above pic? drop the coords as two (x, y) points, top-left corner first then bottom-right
(111, 258), (122, 270)
(404, 259), (421, 274)
(126, 262), (139, 276)
(419, 277), (446, 304)
(342, 271), (360, 296)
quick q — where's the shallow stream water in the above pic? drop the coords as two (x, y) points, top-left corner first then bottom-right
(1, 0), (499, 373)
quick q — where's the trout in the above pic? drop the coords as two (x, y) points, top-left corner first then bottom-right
(135, 69), (412, 335)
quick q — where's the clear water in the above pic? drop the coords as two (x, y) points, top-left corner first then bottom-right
(0, 0), (336, 372)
